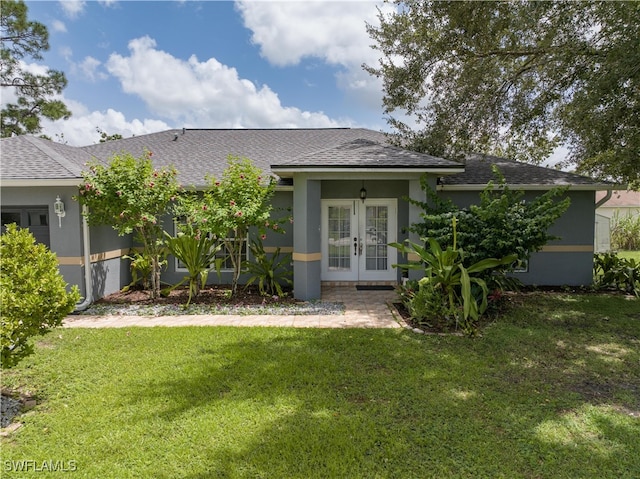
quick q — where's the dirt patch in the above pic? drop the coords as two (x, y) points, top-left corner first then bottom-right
(572, 379), (640, 416)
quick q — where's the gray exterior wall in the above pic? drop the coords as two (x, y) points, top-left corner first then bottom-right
(2, 185), (85, 294)
(161, 190), (294, 287)
(438, 189), (596, 286)
(89, 225), (132, 299)
(1, 185), (133, 301)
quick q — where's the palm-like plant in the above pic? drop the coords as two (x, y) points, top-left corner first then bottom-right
(164, 232), (222, 306)
(391, 218), (516, 332)
(244, 237), (292, 297)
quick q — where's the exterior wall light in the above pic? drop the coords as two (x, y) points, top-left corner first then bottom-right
(54, 195), (66, 227)
(360, 181), (367, 202)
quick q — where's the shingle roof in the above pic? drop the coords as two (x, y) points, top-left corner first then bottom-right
(1, 135), (90, 180)
(81, 128), (401, 186)
(1, 130), (612, 191)
(271, 138), (462, 170)
(439, 153), (612, 189)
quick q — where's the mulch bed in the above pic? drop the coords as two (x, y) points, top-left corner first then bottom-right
(95, 284), (297, 307)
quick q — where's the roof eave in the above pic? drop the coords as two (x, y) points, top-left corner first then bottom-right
(437, 183), (618, 192)
(271, 166), (465, 178)
(1, 178), (81, 187)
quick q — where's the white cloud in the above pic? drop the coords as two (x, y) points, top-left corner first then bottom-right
(105, 36), (339, 128)
(59, 1), (86, 19)
(41, 99), (171, 146)
(51, 20), (67, 33)
(79, 56), (107, 82)
(235, 0), (392, 110)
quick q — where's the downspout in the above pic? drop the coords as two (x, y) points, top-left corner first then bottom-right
(74, 205), (92, 311)
(595, 189), (613, 208)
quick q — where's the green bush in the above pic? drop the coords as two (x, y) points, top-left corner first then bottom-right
(392, 219), (516, 334)
(610, 212), (640, 250)
(1, 224), (80, 368)
(409, 166), (570, 272)
(164, 231), (222, 306)
(244, 237), (293, 297)
(594, 252), (640, 297)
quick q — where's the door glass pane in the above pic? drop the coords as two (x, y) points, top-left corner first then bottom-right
(328, 206), (351, 271)
(365, 205), (388, 271)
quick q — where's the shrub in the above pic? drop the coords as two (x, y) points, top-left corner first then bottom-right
(392, 218), (516, 334)
(164, 231), (222, 305)
(1, 224), (80, 368)
(610, 212), (640, 251)
(409, 166), (570, 273)
(121, 250), (154, 292)
(244, 237), (293, 297)
(594, 252), (640, 296)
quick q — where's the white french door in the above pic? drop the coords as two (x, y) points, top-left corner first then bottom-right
(321, 199), (397, 281)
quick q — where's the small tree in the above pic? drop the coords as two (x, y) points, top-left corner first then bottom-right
(1, 224), (79, 368)
(189, 156), (278, 295)
(77, 150), (180, 298)
(409, 166), (571, 274)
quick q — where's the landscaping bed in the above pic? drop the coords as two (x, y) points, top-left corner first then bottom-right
(80, 285), (344, 316)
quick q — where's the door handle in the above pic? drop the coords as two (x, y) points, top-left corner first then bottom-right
(358, 239), (363, 256)
(353, 237), (358, 256)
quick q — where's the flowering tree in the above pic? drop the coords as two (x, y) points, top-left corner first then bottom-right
(189, 156), (278, 295)
(76, 150), (179, 298)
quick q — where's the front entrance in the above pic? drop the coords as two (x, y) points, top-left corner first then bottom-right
(321, 199), (397, 281)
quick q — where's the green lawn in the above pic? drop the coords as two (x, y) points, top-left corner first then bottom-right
(617, 250), (640, 262)
(2, 293), (639, 478)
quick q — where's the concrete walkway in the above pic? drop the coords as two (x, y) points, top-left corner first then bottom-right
(63, 286), (401, 329)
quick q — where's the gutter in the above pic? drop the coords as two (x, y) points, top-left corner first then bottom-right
(595, 189), (613, 208)
(74, 206), (92, 311)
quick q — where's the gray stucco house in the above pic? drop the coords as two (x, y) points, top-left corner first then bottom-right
(1, 128), (613, 304)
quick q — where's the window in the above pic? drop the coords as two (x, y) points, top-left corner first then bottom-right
(215, 238), (248, 270)
(1, 207), (50, 247)
(173, 235), (248, 272)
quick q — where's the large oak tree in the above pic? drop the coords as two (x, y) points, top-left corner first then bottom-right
(364, 1), (639, 186)
(1, 0), (71, 137)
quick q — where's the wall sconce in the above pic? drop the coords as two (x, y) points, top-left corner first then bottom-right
(360, 181), (367, 203)
(54, 195), (65, 227)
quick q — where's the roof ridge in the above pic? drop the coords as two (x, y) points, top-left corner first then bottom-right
(23, 136), (83, 177)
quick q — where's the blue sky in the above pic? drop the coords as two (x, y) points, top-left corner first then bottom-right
(19, 1), (394, 146)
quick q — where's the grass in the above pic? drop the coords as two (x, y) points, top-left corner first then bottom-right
(2, 292), (639, 478)
(617, 250), (640, 262)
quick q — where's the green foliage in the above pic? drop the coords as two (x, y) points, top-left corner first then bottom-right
(0, 0), (71, 137)
(96, 127), (123, 143)
(163, 231), (222, 306)
(409, 167), (570, 272)
(76, 150), (180, 298)
(611, 211), (640, 251)
(0, 224), (79, 368)
(594, 252), (640, 297)
(121, 250), (153, 292)
(244, 237), (293, 297)
(365, 1), (640, 185)
(392, 219), (516, 334)
(192, 156), (280, 295)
